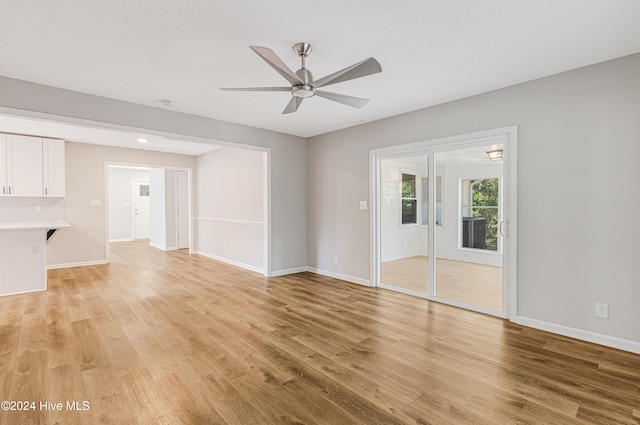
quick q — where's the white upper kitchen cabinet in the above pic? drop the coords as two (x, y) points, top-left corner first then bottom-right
(5, 134), (43, 197)
(0, 134), (65, 198)
(43, 138), (65, 197)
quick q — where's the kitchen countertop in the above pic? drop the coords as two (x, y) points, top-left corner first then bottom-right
(0, 220), (71, 230)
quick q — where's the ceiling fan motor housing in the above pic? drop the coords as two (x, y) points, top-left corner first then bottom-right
(293, 66), (315, 98)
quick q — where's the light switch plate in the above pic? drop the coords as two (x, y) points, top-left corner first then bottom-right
(359, 201), (367, 210)
(90, 200), (102, 207)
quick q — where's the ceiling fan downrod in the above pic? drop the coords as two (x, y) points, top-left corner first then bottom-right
(292, 42), (314, 98)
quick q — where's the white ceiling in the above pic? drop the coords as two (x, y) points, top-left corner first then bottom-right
(1, 0), (640, 141)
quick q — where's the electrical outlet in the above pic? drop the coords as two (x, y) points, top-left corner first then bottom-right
(34, 205), (42, 213)
(334, 256), (338, 265)
(595, 303), (609, 319)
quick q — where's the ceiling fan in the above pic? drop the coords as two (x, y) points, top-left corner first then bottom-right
(221, 42), (382, 114)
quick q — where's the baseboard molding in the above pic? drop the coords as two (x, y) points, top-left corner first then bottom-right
(516, 315), (640, 355)
(149, 243), (177, 252)
(0, 287), (47, 297)
(193, 250), (264, 275)
(109, 238), (134, 243)
(269, 267), (308, 277)
(306, 267), (371, 287)
(47, 259), (109, 270)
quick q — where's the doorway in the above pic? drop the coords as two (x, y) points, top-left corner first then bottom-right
(372, 126), (517, 319)
(107, 164), (193, 254)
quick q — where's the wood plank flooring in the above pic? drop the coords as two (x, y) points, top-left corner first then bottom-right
(1, 241), (639, 424)
(381, 256), (503, 311)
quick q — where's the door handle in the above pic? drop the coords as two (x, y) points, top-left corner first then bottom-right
(499, 220), (508, 237)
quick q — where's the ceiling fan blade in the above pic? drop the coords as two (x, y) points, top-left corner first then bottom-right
(220, 87), (291, 92)
(315, 90), (370, 108)
(312, 57), (382, 88)
(250, 46), (303, 86)
(282, 96), (303, 114)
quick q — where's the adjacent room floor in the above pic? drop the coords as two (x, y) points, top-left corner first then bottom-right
(381, 255), (503, 311)
(0, 241), (638, 424)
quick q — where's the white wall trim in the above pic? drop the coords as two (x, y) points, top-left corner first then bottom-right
(306, 267), (372, 287)
(269, 266), (308, 277)
(47, 259), (109, 270)
(194, 217), (264, 226)
(0, 287), (47, 297)
(516, 315), (640, 355)
(108, 238), (134, 243)
(194, 250), (263, 274)
(149, 242), (178, 251)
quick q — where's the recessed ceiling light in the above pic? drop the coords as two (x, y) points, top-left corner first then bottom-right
(161, 99), (176, 107)
(137, 138), (148, 143)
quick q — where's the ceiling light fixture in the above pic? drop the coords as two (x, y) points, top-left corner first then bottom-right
(161, 99), (176, 107)
(487, 149), (503, 161)
(137, 138), (148, 143)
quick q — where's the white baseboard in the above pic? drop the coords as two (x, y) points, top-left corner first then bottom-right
(269, 267), (308, 277)
(109, 238), (134, 243)
(516, 315), (640, 355)
(0, 287), (47, 297)
(193, 250), (263, 275)
(306, 267), (371, 287)
(47, 259), (109, 270)
(149, 243), (177, 251)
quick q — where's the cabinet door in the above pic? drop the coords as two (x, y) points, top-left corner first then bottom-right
(6, 135), (43, 197)
(0, 135), (6, 196)
(43, 138), (65, 197)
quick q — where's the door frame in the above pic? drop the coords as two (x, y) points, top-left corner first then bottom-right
(370, 126), (518, 321)
(174, 171), (189, 249)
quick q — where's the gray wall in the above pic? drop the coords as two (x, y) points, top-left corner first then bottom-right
(307, 53), (640, 344)
(0, 77), (308, 273)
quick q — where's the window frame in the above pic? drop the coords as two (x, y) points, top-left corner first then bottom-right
(401, 171), (418, 225)
(460, 177), (501, 252)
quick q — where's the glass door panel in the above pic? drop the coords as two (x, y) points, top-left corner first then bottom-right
(379, 155), (429, 294)
(433, 146), (504, 312)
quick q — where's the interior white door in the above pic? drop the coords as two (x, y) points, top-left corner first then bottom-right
(176, 173), (189, 249)
(133, 180), (150, 240)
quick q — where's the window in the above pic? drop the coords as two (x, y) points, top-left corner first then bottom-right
(401, 173), (417, 224)
(421, 176), (444, 226)
(461, 178), (499, 251)
(139, 184), (149, 196)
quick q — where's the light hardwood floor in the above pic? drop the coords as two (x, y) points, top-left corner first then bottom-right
(1, 241), (639, 424)
(381, 256), (503, 311)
